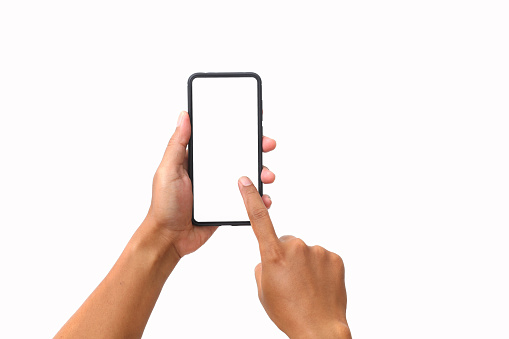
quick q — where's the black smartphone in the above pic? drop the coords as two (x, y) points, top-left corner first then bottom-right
(188, 72), (263, 226)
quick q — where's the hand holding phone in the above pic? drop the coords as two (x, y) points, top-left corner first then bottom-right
(238, 176), (351, 339)
(54, 109), (277, 338)
(145, 109), (276, 257)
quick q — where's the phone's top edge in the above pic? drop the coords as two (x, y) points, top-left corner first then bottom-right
(188, 72), (261, 85)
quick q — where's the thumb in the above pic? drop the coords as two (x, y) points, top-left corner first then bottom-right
(161, 111), (191, 169)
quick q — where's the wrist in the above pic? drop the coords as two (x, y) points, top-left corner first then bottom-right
(127, 216), (181, 279)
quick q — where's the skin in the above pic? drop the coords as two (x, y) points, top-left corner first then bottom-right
(55, 111), (350, 338)
(238, 176), (351, 339)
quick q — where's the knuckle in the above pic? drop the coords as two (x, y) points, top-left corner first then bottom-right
(311, 245), (327, 255)
(293, 237), (307, 248)
(167, 135), (186, 150)
(278, 235), (295, 242)
(244, 186), (260, 197)
(331, 253), (345, 269)
(167, 137), (178, 148)
(263, 243), (284, 263)
(154, 166), (181, 185)
(288, 238), (308, 252)
(249, 207), (269, 222)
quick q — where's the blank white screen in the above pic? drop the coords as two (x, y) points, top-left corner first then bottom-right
(191, 77), (259, 223)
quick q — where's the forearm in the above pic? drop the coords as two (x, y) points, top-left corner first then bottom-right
(55, 218), (179, 339)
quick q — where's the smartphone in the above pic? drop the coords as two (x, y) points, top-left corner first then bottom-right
(188, 72), (263, 226)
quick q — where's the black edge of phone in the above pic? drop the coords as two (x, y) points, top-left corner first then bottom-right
(187, 72), (263, 226)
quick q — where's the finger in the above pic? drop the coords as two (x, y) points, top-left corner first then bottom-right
(262, 136), (276, 153)
(254, 263), (262, 293)
(238, 176), (279, 252)
(161, 111), (191, 170)
(279, 235), (296, 242)
(262, 194), (272, 209)
(261, 166), (275, 184)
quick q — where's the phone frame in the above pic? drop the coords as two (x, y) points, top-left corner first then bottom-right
(187, 72), (263, 226)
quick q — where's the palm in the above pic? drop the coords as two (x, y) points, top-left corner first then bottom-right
(150, 167), (217, 257)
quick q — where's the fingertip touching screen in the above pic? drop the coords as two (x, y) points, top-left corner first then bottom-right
(189, 74), (261, 225)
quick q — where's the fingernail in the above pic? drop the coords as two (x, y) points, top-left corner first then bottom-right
(177, 111), (185, 127)
(266, 194), (271, 200)
(239, 176), (252, 187)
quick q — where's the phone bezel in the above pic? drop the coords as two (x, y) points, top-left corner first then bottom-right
(187, 72), (263, 226)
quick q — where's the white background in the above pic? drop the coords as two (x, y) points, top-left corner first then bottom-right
(192, 77), (259, 223)
(0, 1), (508, 338)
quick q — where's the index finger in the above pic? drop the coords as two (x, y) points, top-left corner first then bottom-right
(238, 176), (279, 254)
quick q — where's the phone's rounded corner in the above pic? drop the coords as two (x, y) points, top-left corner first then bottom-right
(247, 72), (262, 84)
(191, 217), (201, 226)
(188, 73), (202, 86)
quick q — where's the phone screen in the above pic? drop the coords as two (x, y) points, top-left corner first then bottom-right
(189, 74), (261, 225)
